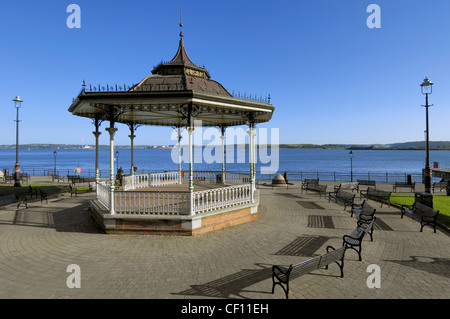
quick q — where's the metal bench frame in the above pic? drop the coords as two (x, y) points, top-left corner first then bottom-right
(328, 189), (355, 210)
(360, 187), (391, 207)
(351, 200), (376, 224)
(342, 218), (375, 261)
(401, 201), (439, 233)
(301, 183), (327, 198)
(272, 245), (345, 299)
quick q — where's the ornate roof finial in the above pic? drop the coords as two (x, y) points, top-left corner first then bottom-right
(179, 8), (183, 38)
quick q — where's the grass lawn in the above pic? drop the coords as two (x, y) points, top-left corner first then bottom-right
(390, 193), (450, 227)
(0, 184), (64, 194)
(0, 184), (91, 196)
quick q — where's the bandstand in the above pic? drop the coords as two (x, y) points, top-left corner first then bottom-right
(68, 24), (275, 235)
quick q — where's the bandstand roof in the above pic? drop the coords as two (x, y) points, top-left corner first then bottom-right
(68, 29), (275, 127)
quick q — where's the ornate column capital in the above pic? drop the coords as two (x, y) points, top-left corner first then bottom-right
(105, 127), (118, 135)
(186, 126), (195, 134)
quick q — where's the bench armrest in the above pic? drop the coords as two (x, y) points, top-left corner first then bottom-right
(421, 211), (439, 222)
(326, 245), (337, 253)
(272, 265), (292, 279)
(358, 212), (374, 221)
(351, 202), (363, 209)
(343, 234), (359, 242)
(401, 204), (413, 210)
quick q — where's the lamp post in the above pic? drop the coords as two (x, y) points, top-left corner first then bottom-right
(115, 150), (119, 173)
(53, 151), (57, 175)
(13, 96), (23, 187)
(349, 151), (354, 182)
(420, 77), (433, 193)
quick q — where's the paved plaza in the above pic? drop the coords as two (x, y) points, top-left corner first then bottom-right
(0, 179), (449, 300)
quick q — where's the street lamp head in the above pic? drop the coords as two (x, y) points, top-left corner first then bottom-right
(349, 150), (354, 158)
(13, 96), (23, 108)
(420, 77), (433, 95)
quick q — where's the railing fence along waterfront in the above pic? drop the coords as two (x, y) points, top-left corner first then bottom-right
(264, 171), (427, 184)
(2, 167), (432, 184)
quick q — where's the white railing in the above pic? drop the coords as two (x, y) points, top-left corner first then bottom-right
(149, 171), (180, 187)
(123, 171), (251, 191)
(98, 171), (256, 216)
(114, 191), (190, 215)
(123, 171), (180, 191)
(97, 181), (111, 210)
(222, 172), (251, 185)
(192, 184), (252, 215)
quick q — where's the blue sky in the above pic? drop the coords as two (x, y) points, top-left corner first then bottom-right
(1, 0), (449, 146)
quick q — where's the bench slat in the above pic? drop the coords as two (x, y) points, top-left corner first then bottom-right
(272, 245), (345, 299)
(401, 201), (439, 233)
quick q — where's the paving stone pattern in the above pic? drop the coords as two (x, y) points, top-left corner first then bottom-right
(0, 181), (449, 299)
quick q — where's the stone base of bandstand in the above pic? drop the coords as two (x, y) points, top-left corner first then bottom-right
(90, 200), (258, 236)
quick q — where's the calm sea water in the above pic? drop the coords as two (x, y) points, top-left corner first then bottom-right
(1, 148), (449, 183)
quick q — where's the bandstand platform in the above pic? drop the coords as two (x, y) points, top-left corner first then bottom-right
(91, 171), (259, 235)
(68, 21), (274, 235)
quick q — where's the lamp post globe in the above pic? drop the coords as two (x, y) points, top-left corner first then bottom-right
(420, 77), (433, 194)
(13, 96), (23, 187)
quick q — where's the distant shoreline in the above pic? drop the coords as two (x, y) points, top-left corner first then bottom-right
(0, 142), (450, 151)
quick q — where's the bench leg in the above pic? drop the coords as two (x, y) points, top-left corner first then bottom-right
(420, 221), (437, 233)
(344, 244), (362, 261)
(325, 259), (345, 278)
(17, 201), (28, 209)
(272, 268), (290, 299)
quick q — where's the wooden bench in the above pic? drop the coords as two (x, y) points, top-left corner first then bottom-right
(301, 179), (319, 191)
(334, 182), (358, 193)
(271, 245), (345, 299)
(21, 185), (37, 199)
(357, 180), (376, 190)
(393, 182), (415, 192)
(360, 187), (391, 207)
(350, 200), (376, 225)
(67, 175), (83, 185)
(51, 174), (64, 183)
(342, 218), (376, 261)
(3, 175), (14, 183)
(38, 189), (48, 203)
(328, 189), (355, 210)
(301, 183), (327, 198)
(69, 185), (79, 197)
(401, 201), (439, 233)
(20, 173), (30, 184)
(14, 193), (28, 209)
(13, 186), (39, 208)
(432, 181), (447, 192)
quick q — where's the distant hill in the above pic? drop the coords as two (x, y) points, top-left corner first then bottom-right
(348, 141), (450, 150)
(0, 141), (449, 150)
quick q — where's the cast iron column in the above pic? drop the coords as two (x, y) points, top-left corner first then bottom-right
(13, 96), (23, 187)
(424, 92), (431, 193)
(187, 125), (194, 215)
(248, 121), (256, 203)
(221, 126), (226, 185)
(178, 127), (183, 184)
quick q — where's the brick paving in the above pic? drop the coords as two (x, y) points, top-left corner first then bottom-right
(0, 179), (449, 299)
